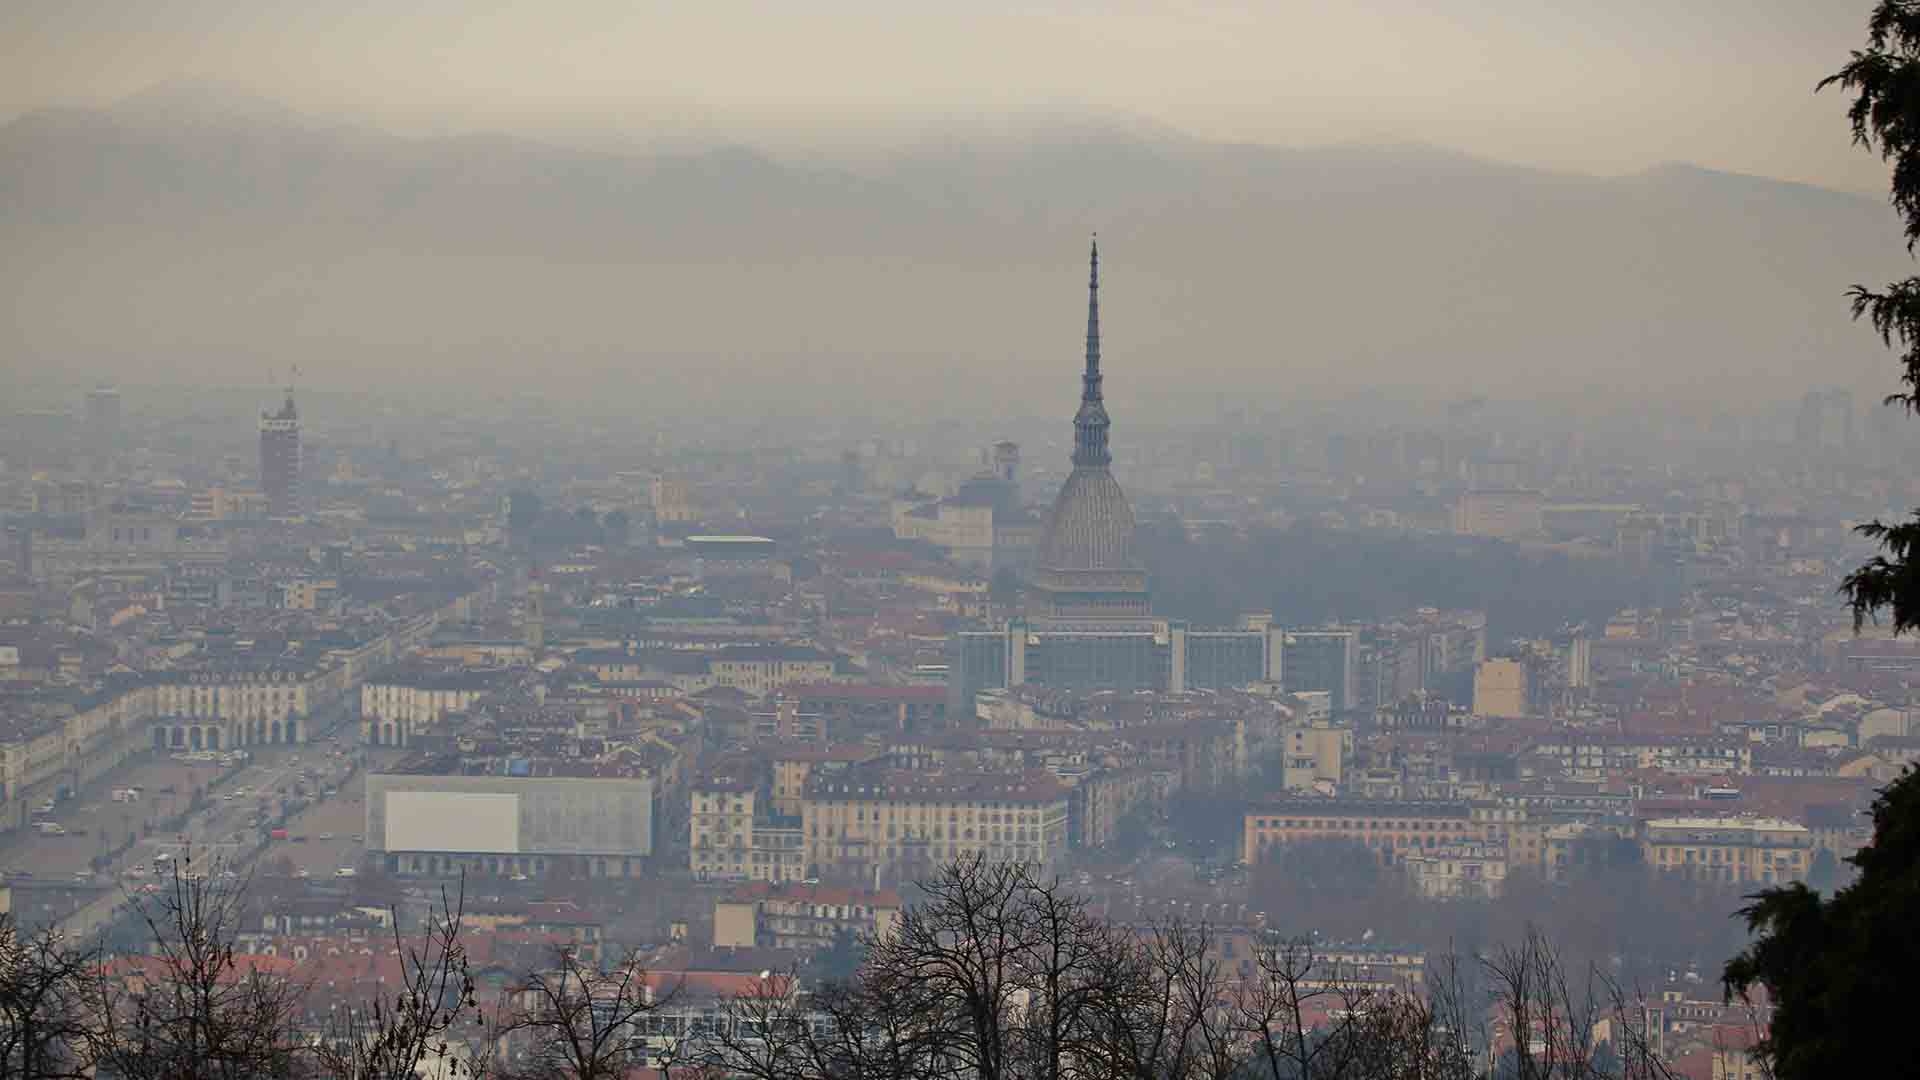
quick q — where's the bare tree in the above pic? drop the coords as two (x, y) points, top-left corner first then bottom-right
(86, 855), (305, 1080)
(805, 972), (961, 1080)
(861, 854), (1034, 1080)
(1130, 920), (1243, 1080)
(307, 876), (492, 1080)
(1005, 876), (1123, 1080)
(0, 913), (97, 1080)
(690, 967), (816, 1080)
(1064, 919), (1255, 1080)
(692, 860), (1685, 1080)
(1484, 927), (1595, 1080)
(1597, 978), (1679, 1080)
(1235, 935), (1383, 1080)
(1480, 926), (1683, 1080)
(494, 945), (672, 1080)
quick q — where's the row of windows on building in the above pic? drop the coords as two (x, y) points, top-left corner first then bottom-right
(813, 806), (1051, 824)
(1253, 817), (1467, 831)
(812, 823), (1048, 843)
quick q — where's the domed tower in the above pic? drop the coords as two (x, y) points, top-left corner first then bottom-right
(1029, 238), (1150, 618)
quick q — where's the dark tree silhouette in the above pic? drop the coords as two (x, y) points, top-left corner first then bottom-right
(1825, 2), (1920, 631)
(1724, 768), (1919, 1080)
(494, 946), (672, 1080)
(0, 914), (96, 1079)
(87, 856), (305, 1080)
(309, 877), (491, 1080)
(807, 927), (866, 983)
(694, 856), (1682, 1080)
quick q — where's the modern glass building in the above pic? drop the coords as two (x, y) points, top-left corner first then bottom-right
(1278, 631), (1358, 713)
(949, 617), (1284, 713)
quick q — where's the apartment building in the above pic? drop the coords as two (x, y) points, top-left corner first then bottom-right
(689, 770), (807, 883)
(1403, 842), (1509, 898)
(1641, 816), (1812, 885)
(690, 773), (759, 881)
(1242, 799), (1477, 866)
(713, 881), (902, 950)
(150, 666), (315, 747)
(1070, 766), (1159, 849)
(1278, 723), (1348, 792)
(360, 667), (504, 747)
(802, 769), (1070, 883)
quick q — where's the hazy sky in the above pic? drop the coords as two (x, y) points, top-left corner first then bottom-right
(0, 0), (1891, 191)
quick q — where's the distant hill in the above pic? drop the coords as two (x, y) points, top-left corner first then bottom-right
(0, 89), (1907, 414)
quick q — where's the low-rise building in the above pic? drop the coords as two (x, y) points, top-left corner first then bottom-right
(150, 666), (317, 747)
(1243, 799), (1477, 866)
(802, 768), (1070, 884)
(713, 881), (902, 950)
(1403, 842), (1509, 898)
(1641, 816), (1812, 886)
(360, 666), (506, 747)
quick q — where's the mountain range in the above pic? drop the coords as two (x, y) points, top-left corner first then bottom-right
(1, 86), (1909, 416)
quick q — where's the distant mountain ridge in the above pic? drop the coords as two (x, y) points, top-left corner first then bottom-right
(0, 87), (1905, 409)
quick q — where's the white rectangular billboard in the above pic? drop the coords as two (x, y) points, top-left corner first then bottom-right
(385, 791), (520, 854)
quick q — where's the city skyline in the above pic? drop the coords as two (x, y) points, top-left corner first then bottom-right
(1, 8), (1916, 1078)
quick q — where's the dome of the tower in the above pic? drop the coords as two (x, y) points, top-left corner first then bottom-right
(1037, 467), (1139, 571)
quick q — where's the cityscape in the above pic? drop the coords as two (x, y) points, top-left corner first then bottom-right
(2, 3), (1917, 1079)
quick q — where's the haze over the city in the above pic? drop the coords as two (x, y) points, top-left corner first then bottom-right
(1, 0), (1908, 415)
(9, 6), (1920, 1080)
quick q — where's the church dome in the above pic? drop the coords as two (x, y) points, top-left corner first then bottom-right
(1038, 466), (1139, 571)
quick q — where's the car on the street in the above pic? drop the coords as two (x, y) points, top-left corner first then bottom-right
(334, 868), (356, 878)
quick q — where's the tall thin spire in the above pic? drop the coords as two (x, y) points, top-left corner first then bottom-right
(1085, 235), (1101, 398)
(1072, 235), (1112, 468)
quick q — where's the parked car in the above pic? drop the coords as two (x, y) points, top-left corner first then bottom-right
(333, 868), (356, 878)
